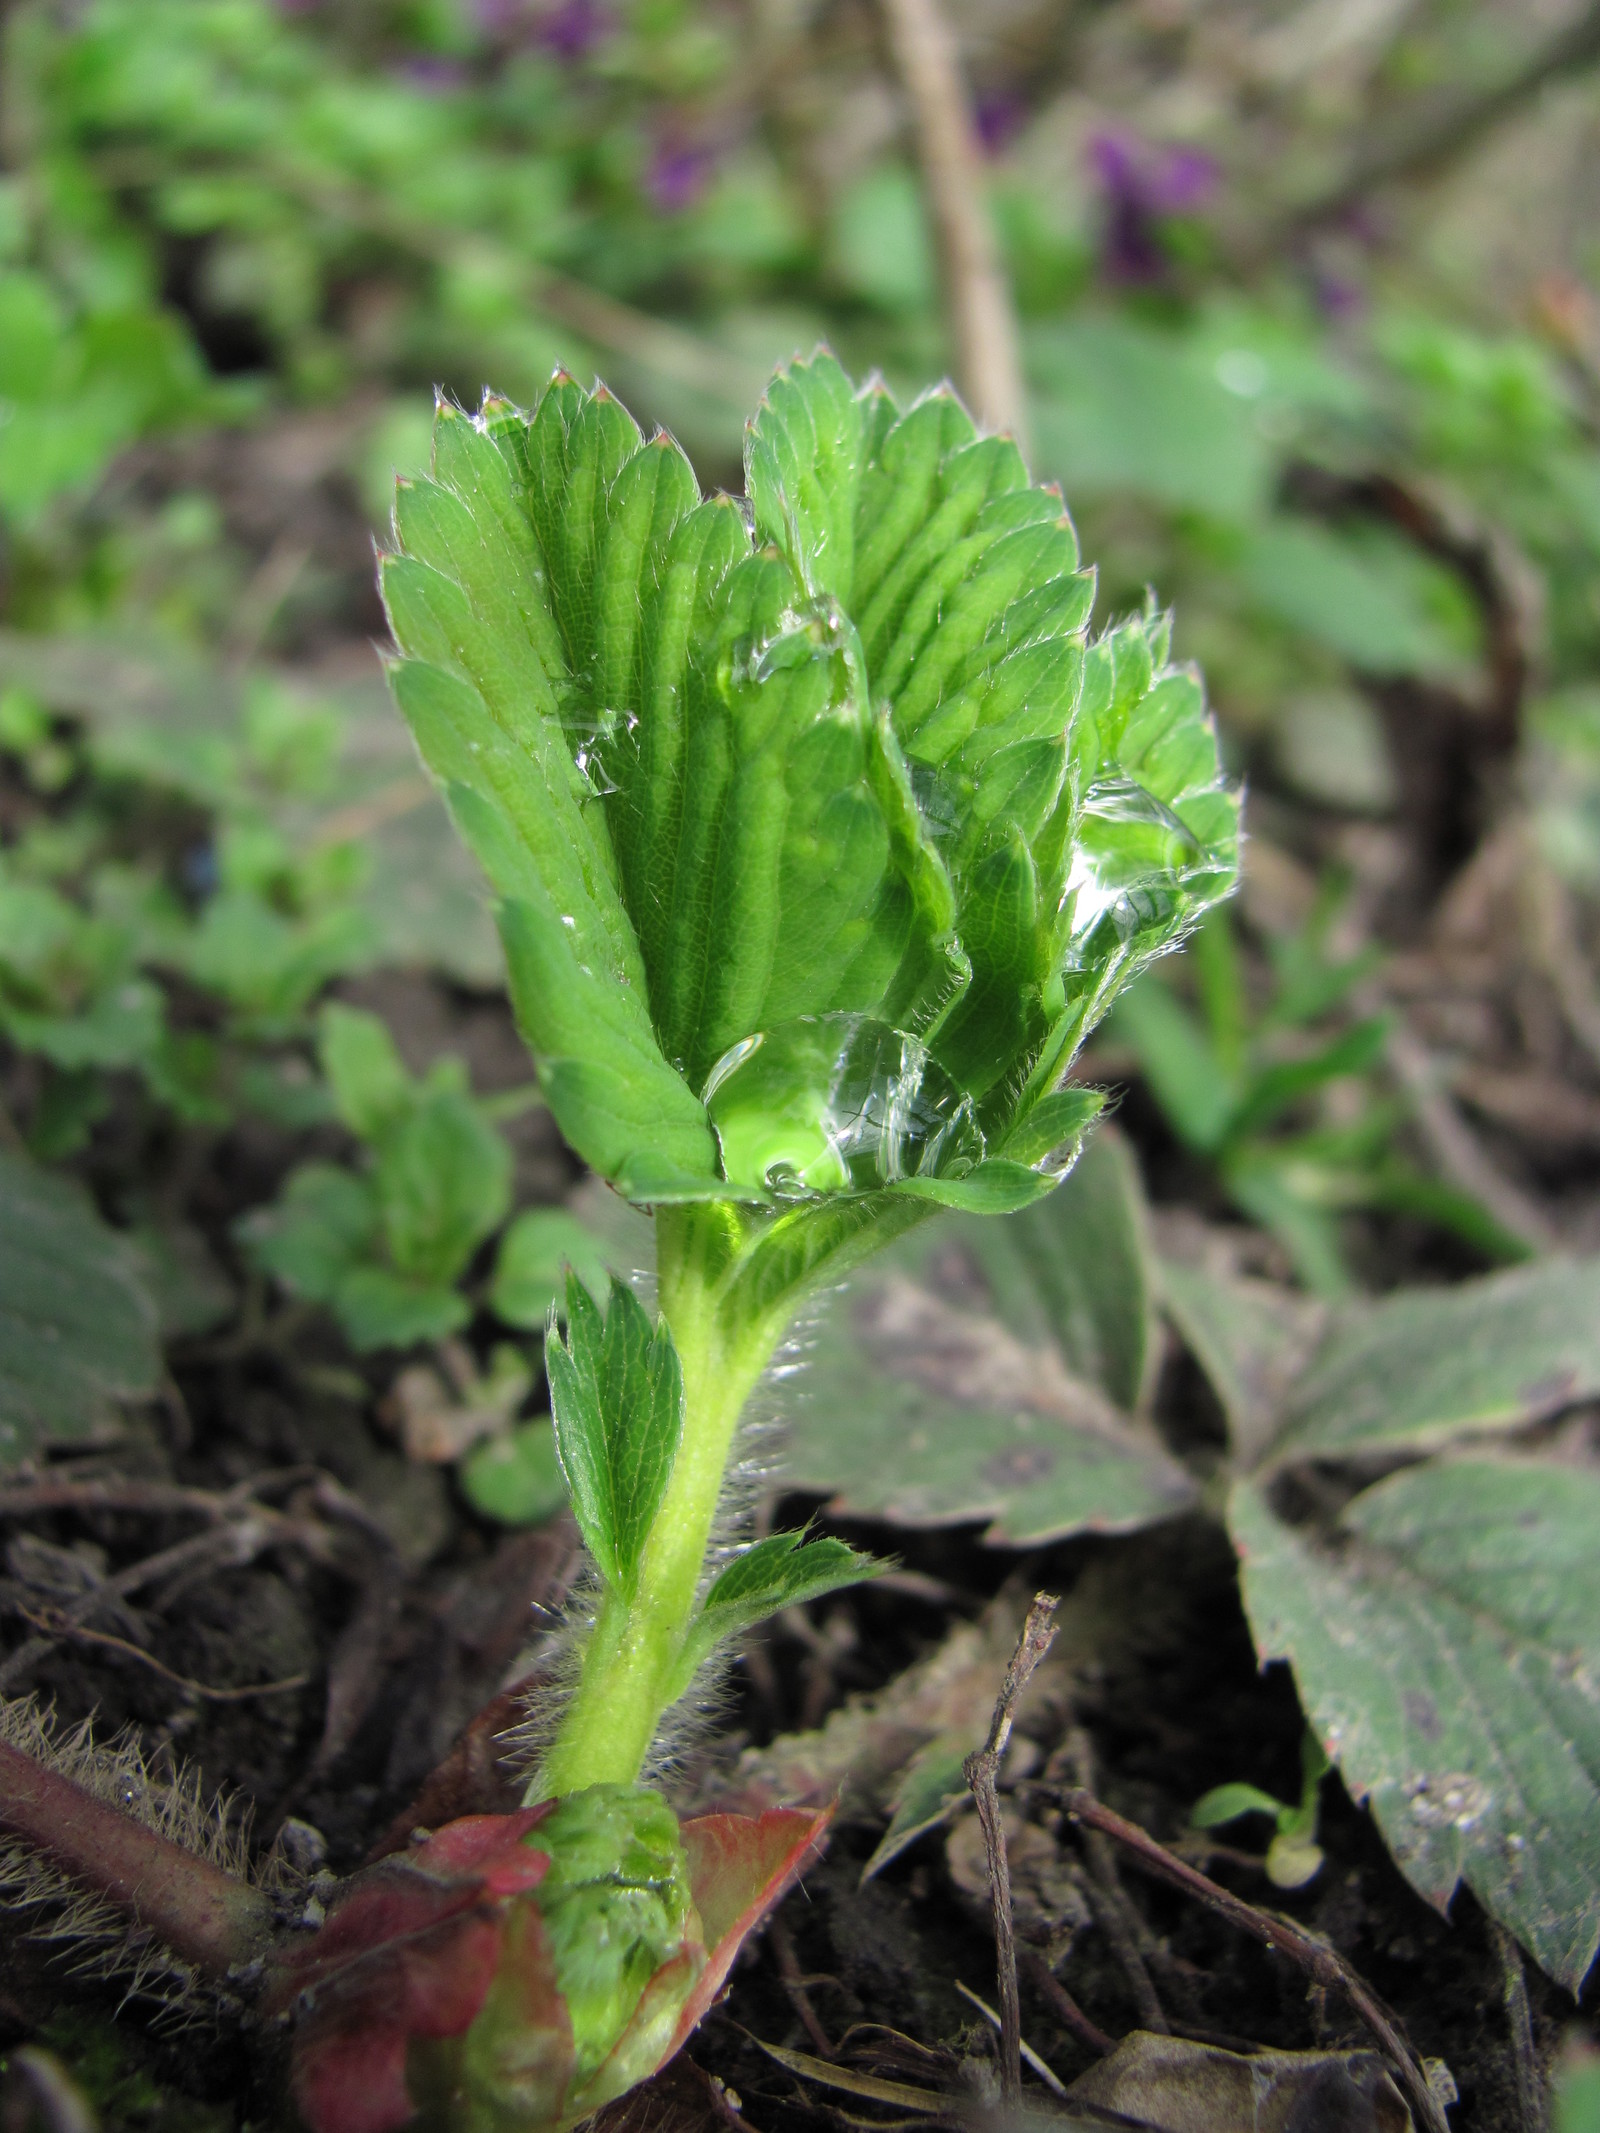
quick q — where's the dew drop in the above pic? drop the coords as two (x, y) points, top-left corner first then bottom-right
(1062, 775), (1205, 955)
(703, 1012), (985, 1199)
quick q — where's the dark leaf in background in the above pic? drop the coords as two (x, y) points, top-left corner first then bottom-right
(1233, 1459), (1600, 1991)
(788, 1130), (1192, 1541)
(0, 1150), (160, 1467)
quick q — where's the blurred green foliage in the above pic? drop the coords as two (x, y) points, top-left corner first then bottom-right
(3, 0), (1600, 1281)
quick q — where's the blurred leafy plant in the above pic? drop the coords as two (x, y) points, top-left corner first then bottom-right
(240, 1003), (530, 1351)
(1110, 894), (1524, 1295)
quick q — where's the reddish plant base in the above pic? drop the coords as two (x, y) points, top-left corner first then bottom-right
(278, 1805), (831, 2133)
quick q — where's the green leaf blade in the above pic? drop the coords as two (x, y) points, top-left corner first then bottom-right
(547, 1272), (685, 1597)
(1274, 1256), (1600, 1462)
(1232, 1461), (1600, 1991)
(0, 1150), (160, 1469)
(677, 1528), (882, 1688)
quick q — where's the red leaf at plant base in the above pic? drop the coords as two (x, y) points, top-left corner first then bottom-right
(670, 1806), (832, 2051)
(278, 1797), (831, 2133)
(275, 1808), (557, 2133)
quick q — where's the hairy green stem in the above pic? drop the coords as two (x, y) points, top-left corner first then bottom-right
(534, 1205), (787, 1795)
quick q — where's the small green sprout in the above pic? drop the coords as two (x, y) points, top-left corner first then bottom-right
(1191, 1728), (1331, 1889)
(241, 1003), (518, 1349)
(378, 346), (1238, 1798)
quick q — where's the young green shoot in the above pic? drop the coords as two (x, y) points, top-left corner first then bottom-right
(378, 347), (1239, 1800)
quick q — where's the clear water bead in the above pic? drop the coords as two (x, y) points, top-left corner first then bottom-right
(703, 1013), (985, 1199)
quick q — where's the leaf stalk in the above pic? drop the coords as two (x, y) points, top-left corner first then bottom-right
(534, 1204), (787, 1794)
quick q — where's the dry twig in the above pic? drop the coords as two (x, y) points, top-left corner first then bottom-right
(1059, 1726), (1169, 2035)
(0, 1516), (284, 1694)
(954, 1980), (1068, 2096)
(767, 1912), (838, 2060)
(963, 1591), (1058, 2106)
(1521, 847), (1600, 1081)
(877, 0), (1028, 445)
(1047, 1786), (1451, 2133)
(1491, 1923), (1546, 2133)
(12, 1605), (310, 1703)
(1019, 1949), (1115, 2058)
(1290, 0), (1600, 230)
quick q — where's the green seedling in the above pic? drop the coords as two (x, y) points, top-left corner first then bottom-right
(1192, 1728), (1331, 1889)
(375, 345), (1238, 1799)
(241, 1003), (607, 1367)
(241, 1003), (520, 1350)
(1112, 888), (1522, 1295)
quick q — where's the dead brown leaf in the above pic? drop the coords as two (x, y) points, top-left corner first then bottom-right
(1066, 2032), (1415, 2133)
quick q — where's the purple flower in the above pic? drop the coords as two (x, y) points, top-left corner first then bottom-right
(399, 56), (470, 91)
(973, 88), (1026, 158)
(1089, 130), (1215, 285)
(646, 138), (714, 215)
(535, 0), (609, 61)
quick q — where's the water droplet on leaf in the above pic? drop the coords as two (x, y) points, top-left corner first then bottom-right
(704, 1013), (985, 1199)
(1063, 776), (1205, 954)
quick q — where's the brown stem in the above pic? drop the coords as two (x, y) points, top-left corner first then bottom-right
(878, 0), (1028, 446)
(0, 1741), (276, 1979)
(1291, 0), (1600, 229)
(1019, 1951), (1115, 2058)
(1049, 1786), (1450, 2133)
(963, 1592), (1058, 2107)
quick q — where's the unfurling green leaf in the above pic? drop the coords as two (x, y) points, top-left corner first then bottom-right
(546, 1273), (684, 1595)
(381, 350), (1238, 1217)
(673, 1529), (882, 1690)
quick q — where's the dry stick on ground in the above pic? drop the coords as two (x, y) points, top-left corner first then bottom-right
(1059, 1725), (1171, 2036)
(0, 1471), (365, 1697)
(0, 1516), (285, 1695)
(11, 1604), (310, 1704)
(963, 1590), (1058, 2107)
(767, 1912), (838, 2060)
(1521, 846), (1600, 1081)
(1385, 1020), (1557, 1253)
(877, 0), (1028, 446)
(1046, 1787), (1451, 2133)
(1019, 1950), (1115, 2059)
(1491, 1923), (1546, 2133)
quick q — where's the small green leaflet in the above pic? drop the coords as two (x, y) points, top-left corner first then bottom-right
(861, 1735), (972, 1881)
(373, 1085), (511, 1288)
(1232, 1461), (1600, 1991)
(0, 1150), (160, 1468)
(461, 1420), (569, 1527)
(672, 1528), (882, 1692)
(322, 1001), (411, 1141)
(546, 1271), (684, 1596)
